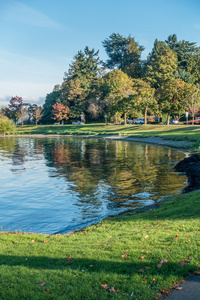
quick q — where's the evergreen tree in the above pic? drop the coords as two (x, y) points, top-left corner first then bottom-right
(166, 34), (200, 83)
(145, 40), (178, 89)
(102, 33), (144, 78)
(42, 85), (62, 123)
(62, 47), (102, 119)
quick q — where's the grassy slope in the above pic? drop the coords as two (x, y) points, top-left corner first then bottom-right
(0, 191), (200, 300)
(16, 124), (200, 143)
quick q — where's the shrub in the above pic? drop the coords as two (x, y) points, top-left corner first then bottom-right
(0, 116), (16, 134)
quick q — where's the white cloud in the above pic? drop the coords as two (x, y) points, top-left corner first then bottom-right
(0, 82), (54, 106)
(3, 1), (62, 30)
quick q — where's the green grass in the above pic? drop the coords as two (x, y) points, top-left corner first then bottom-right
(15, 123), (200, 142)
(1, 191), (200, 299)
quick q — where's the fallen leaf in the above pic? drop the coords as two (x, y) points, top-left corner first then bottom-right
(161, 290), (169, 295)
(185, 257), (191, 262)
(44, 289), (49, 293)
(31, 240), (35, 243)
(179, 261), (185, 267)
(39, 282), (46, 286)
(101, 284), (109, 290)
(193, 271), (200, 275)
(109, 287), (119, 293)
(41, 240), (48, 243)
(138, 269), (144, 273)
(122, 252), (128, 258)
(67, 257), (72, 261)
(176, 287), (183, 290)
(157, 263), (163, 268)
(145, 266), (151, 269)
(160, 259), (168, 264)
(164, 248), (171, 251)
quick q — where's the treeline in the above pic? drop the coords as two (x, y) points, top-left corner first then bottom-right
(2, 33), (200, 126)
(42, 33), (200, 125)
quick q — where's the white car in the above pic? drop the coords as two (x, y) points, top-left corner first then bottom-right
(135, 118), (148, 124)
(72, 121), (85, 125)
(165, 119), (179, 125)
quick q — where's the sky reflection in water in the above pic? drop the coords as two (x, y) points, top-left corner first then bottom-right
(0, 137), (187, 234)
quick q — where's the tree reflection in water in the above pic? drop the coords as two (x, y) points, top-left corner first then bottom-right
(0, 137), (187, 234)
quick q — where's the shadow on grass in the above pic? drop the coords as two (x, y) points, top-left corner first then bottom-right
(0, 255), (195, 277)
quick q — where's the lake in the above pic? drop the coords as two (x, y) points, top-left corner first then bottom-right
(0, 137), (187, 234)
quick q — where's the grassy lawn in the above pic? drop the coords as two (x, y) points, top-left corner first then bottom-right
(1, 191), (200, 299)
(15, 123), (200, 143)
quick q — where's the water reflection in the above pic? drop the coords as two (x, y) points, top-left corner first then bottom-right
(0, 137), (187, 234)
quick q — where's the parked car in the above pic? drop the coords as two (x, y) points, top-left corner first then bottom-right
(121, 120), (134, 125)
(165, 119), (179, 125)
(190, 117), (200, 123)
(72, 121), (85, 125)
(135, 118), (148, 124)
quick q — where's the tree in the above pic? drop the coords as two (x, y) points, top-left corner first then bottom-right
(19, 105), (29, 125)
(187, 84), (200, 125)
(4, 96), (23, 123)
(51, 102), (69, 123)
(62, 47), (102, 119)
(145, 40), (178, 89)
(166, 34), (200, 83)
(156, 78), (191, 124)
(102, 33), (144, 78)
(101, 69), (134, 124)
(42, 86), (62, 123)
(33, 106), (43, 125)
(131, 79), (156, 124)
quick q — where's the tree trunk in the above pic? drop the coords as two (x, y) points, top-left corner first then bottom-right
(115, 112), (118, 124)
(192, 110), (194, 126)
(167, 114), (170, 125)
(144, 106), (148, 124)
(124, 112), (127, 125)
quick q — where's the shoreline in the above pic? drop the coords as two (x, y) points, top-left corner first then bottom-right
(1, 134), (195, 152)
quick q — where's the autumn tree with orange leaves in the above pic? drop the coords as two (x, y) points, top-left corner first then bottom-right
(51, 103), (70, 124)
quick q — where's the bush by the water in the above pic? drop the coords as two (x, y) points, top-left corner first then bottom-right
(0, 116), (16, 134)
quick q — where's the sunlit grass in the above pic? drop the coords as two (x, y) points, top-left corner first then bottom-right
(1, 191), (200, 299)
(15, 123), (200, 140)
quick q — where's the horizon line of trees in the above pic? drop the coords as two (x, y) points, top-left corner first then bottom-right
(1, 33), (200, 125)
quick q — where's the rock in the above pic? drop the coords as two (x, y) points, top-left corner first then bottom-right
(174, 154), (200, 193)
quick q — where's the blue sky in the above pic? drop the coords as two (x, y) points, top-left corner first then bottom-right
(0, 0), (200, 106)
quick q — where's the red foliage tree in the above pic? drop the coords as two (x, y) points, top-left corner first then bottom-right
(51, 103), (70, 123)
(4, 96), (23, 123)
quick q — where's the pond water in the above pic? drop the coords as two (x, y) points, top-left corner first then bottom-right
(0, 137), (187, 234)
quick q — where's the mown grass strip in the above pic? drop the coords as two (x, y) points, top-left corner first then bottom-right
(15, 124), (200, 143)
(0, 190), (200, 299)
